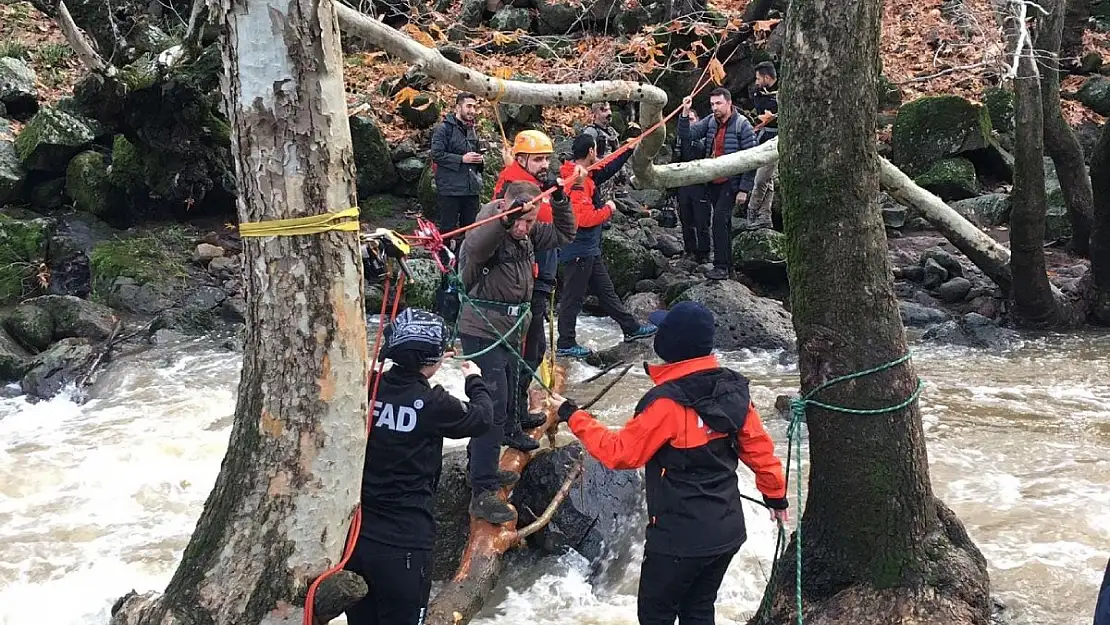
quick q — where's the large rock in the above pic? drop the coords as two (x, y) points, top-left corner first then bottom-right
(2, 303), (55, 352)
(0, 328), (33, 382)
(732, 228), (787, 286)
(674, 281), (795, 351)
(153, 286), (228, 335)
(922, 313), (1020, 350)
(14, 107), (101, 172)
(350, 116), (399, 198)
(0, 138), (26, 204)
(0, 57), (38, 121)
(490, 6), (533, 30)
(950, 193), (1011, 227)
(982, 87), (1014, 134)
(21, 294), (118, 341)
(403, 259), (442, 311)
(20, 337), (96, 398)
(65, 150), (111, 216)
(913, 157), (979, 201)
(430, 449), (472, 580)
(536, 0), (582, 34)
(0, 212), (54, 303)
(513, 442), (644, 575)
(899, 301), (950, 327)
(616, 0), (667, 34)
(1076, 77), (1110, 116)
(624, 291), (664, 320)
(601, 230), (655, 297)
(892, 96), (992, 175)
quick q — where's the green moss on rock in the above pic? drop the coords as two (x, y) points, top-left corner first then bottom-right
(3, 302), (55, 352)
(403, 259), (441, 311)
(14, 107), (100, 172)
(913, 157), (979, 201)
(0, 139), (27, 204)
(89, 228), (189, 296)
(891, 96), (992, 176)
(982, 87), (1014, 134)
(66, 150), (111, 216)
(350, 116), (399, 199)
(417, 163), (438, 219)
(601, 230), (653, 297)
(0, 212), (53, 303)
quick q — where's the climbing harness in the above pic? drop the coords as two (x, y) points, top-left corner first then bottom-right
(754, 352), (924, 625)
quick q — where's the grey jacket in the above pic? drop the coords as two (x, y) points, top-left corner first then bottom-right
(431, 114), (483, 196)
(678, 108), (758, 192)
(456, 195), (576, 343)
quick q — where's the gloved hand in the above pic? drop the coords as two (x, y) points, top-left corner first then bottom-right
(626, 121), (642, 138)
(553, 394), (579, 423)
(543, 174), (566, 203)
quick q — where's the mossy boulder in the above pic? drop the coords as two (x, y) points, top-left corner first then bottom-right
(1077, 77), (1110, 116)
(0, 56), (38, 121)
(601, 230), (654, 297)
(398, 94), (442, 129)
(0, 139), (27, 204)
(536, 0), (582, 34)
(3, 302), (55, 352)
(350, 115), (399, 199)
(877, 75), (903, 110)
(89, 227), (190, 299)
(913, 157), (979, 201)
(14, 107), (102, 172)
(673, 281), (795, 351)
(0, 212), (54, 303)
(20, 294), (117, 341)
(892, 96), (992, 176)
(1043, 157), (1073, 241)
(0, 328), (32, 381)
(20, 337), (96, 399)
(403, 259), (442, 311)
(982, 87), (1014, 134)
(490, 7), (533, 31)
(950, 193), (1011, 228)
(732, 228), (788, 286)
(66, 151), (111, 216)
(418, 163), (438, 219)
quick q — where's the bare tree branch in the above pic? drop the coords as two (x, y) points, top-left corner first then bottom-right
(515, 454), (585, 541)
(56, 0), (117, 76)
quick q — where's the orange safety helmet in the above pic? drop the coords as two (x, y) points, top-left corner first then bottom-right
(511, 130), (554, 156)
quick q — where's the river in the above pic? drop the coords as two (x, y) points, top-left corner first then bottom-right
(0, 319), (1107, 625)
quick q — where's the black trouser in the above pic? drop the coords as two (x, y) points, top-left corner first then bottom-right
(557, 256), (639, 349)
(708, 181), (739, 270)
(677, 185), (710, 254)
(460, 333), (512, 494)
(344, 537), (432, 625)
(509, 287), (550, 420)
(437, 195), (479, 250)
(637, 547), (740, 625)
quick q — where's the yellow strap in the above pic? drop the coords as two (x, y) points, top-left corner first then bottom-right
(239, 207), (361, 237)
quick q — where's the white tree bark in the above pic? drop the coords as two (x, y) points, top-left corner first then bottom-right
(109, 0), (367, 623)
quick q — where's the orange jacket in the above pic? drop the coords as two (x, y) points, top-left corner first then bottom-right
(559, 160), (612, 228)
(567, 354), (787, 556)
(493, 161), (552, 223)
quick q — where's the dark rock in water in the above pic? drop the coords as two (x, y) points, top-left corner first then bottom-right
(3, 303), (55, 352)
(0, 57), (39, 121)
(513, 443), (644, 573)
(922, 313), (1020, 349)
(921, 258), (949, 289)
(899, 301), (950, 327)
(935, 277), (972, 303)
(432, 449), (473, 581)
(21, 294), (117, 341)
(922, 246), (964, 278)
(154, 286), (227, 335)
(674, 281), (795, 351)
(634, 278), (658, 293)
(0, 328), (33, 381)
(20, 337), (96, 398)
(601, 230), (655, 297)
(624, 292), (664, 321)
(590, 338), (654, 366)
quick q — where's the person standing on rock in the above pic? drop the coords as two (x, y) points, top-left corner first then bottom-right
(583, 102), (637, 205)
(555, 133), (657, 359)
(747, 62), (779, 230)
(490, 130), (561, 448)
(346, 308), (493, 625)
(430, 92), (484, 251)
(673, 108), (711, 263)
(679, 88), (758, 281)
(457, 177), (578, 524)
(551, 301), (789, 625)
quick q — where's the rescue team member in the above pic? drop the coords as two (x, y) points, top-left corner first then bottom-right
(556, 133), (657, 359)
(430, 92), (485, 252)
(679, 89), (758, 281)
(345, 308), (494, 625)
(457, 177), (579, 524)
(490, 130), (562, 450)
(551, 301), (789, 625)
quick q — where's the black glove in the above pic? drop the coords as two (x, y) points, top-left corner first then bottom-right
(556, 399), (579, 423)
(763, 496), (789, 510)
(626, 122), (642, 138)
(543, 174), (566, 203)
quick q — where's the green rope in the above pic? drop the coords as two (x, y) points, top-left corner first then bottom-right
(775, 352), (924, 625)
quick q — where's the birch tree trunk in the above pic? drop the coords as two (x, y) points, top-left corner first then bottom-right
(1090, 122), (1110, 324)
(1037, 0), (1094, 257)
(109, 0), (368, 623)
(750, 0), (991, 621)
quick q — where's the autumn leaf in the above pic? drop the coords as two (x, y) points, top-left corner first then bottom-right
(492, 30), (520, 45)
(429, 23), (448, 42)
(707, 58), (726, 86)
(392, 86), (421, 107)
(684, 50), (699, 65)
(402, 24), (436, 48)
(752, 19), (781, 34)
(690, 40), (709, 54)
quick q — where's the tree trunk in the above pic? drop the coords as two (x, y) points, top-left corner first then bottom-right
(1037, 0), (1094, 258)
(752, 0), (991, 621)
(109, 0), (368, 623)
(1090, 122), (1110, 324)
(1061, 0), (1089, 62)
(1010, 39), (1064, 327)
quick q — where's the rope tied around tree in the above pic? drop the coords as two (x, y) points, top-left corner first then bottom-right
(757, 352), (924, 625)
(237, 207), (361, 237)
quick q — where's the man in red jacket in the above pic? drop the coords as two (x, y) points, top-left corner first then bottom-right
(552, 301), (789, 625)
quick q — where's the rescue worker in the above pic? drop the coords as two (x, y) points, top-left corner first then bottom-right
(556, 133), (657, 358)
(582, 102), (636, 206)
(679, 89), (758, 281)
(490, 130), (562, 451)
(345, 308), (494, 625)
(457, 177), (579, 524)
(747, 62), (779, 229)
(551, 301), (789, 625)
(673, 108), (711, 263)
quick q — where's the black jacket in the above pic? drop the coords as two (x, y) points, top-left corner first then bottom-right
(360, 367), (494, 550)
(751, 84), (779, 144)
(431, 113), (483, 197)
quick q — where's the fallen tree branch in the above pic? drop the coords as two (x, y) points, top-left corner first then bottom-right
(55, 0), (117, 76)
(75, 318), (122, 392)
(515, 453), (585, 541)
(578, 359), (626, 385)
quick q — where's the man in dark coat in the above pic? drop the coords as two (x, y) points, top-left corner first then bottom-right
(430, 92), (484, 250)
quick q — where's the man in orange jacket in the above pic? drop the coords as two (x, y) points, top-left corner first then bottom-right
(552, 300), (789, 625)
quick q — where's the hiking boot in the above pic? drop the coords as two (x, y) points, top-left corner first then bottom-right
(503, 430), (540, 452)
(624, 324), (658, 342)
(519, 410), (547, 430)
(706, 267), (730, 281)
(557, 344), (593, 358)
(470, 490), (516, 524)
